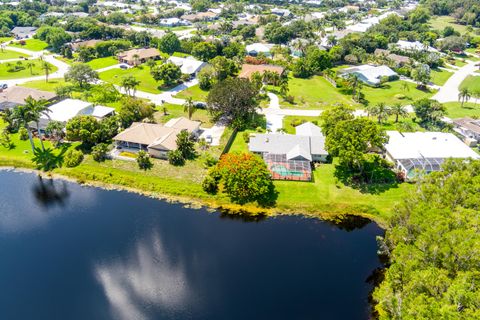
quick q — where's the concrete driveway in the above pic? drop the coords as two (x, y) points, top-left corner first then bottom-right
(433, 60), (479, 103)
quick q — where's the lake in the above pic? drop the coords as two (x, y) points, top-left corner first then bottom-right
(0, 171), (383, 320)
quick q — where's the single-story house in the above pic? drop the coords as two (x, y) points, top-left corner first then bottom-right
(338, 65), (398, 86)
(159, 18), (191, 27)
(248, 122), (328, 181)
(68, 39), (103, 51)
(167, 56), (206, 76)
(11, 27), (37, 39)
(0, 87), (58, 111)
(34, 99), (114, 130)
(238, 64), (285, 79)
(374, 49), (411, 67)
(117, 48), (161, 66)
(113, 117), (201, 159)
(452, 117), (480, 143)
(271, 8), (291, 17)
(181, 11), (218, 23)
(394, 40), (438, 53)
(246, 43), (274, 57)
(384, 131), (480, 179)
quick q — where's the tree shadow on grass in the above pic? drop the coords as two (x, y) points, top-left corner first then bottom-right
(333, 163), (400, 195)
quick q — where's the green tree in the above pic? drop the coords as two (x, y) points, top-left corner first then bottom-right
(136, 150), (153, 170)
(150, 62), (181, 87)
(411, 64), (431, 89)
(390, 103), (408, 123)
(158, 32), (181, 55)
(197, 65), (215, 90)
(209, 56), (238, 81)
(24, 96), (50, 151)
(117, 97), (155, 128)
(45, 120), (65, 147)
(458, 87), (471, 108)
(120, 75), (140, 97)
(191, 42), (217, 62)
(320, 104), (355, 137)
(370, 102), (391, 124)
(64, 149), (83, 167)
(91, 143), (109, 162)
(11, 104), (36, 151)
(64, 63), (99, 88)
(207, 77), (259, 128)
(190, 0), (211, 12)
(32, 147), (63, 171)
(42, 62), (52, 83)
(66, 115), (101, 148)
(325, 118), (388, 173)
(168, 149), (185, 166)
(176, 130), (196, 160)
(413, 98), (446, 125)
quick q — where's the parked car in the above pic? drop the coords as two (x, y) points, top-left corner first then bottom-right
(194, 101), (207, 109)
(0, 83), (8, 90)
(119, 64), (129, 70)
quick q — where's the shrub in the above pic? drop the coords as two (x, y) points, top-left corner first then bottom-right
(91, 143), (109, 162)
(243, 132), (250, 143)
(203, 153), (218, 168)
(18, 127), (29, 140)
(284, 95), (295, 104)
(255, 126), (264, 133)
(64, 149), (84, 167)
(136, 150), (153, 170)
(202, 174), (218, 194)
(394, 94), (406, 100)
(168, 149), (185, 166)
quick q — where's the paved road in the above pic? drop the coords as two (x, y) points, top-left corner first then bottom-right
(433, 60), (479, 103)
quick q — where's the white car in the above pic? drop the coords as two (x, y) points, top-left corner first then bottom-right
(0, 83), (8, 90)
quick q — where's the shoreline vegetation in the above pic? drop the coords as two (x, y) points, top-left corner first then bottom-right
(0, 162), (396, 229)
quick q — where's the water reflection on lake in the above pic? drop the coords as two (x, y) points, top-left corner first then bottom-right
(0, 171), (383, 320)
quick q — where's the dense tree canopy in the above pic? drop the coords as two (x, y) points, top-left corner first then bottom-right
(374, 160), (480, 319)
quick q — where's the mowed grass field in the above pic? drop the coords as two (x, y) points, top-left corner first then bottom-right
(0, 49), (29, 60)
(460, 75), (480, 92)
(86, 57), (118, 70)
(0, 59), (57, 80)
(175, 84), (209, 101)
(99, 63), (163, 93)
(429, 15), (477, 34)
(10, 39), (49, 51)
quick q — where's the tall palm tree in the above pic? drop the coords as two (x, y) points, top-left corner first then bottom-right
(458, 88), (471, 108)
(371, 102), (391, 124)
(183, 97), (196, 120)
(390, 103), (408, 123)
(279, 77), (289, 97)
(345, 74), (360, 102)
(25, 96), (50, 151)
(42, 62), (52, 83)
(26, 61), (35, 75)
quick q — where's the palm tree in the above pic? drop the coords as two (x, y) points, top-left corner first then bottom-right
(42, 62), (52, 83)
(132, 54), (140, 66)
(345, 74), (360, 102)
(458, 88), (471, 108)
(183, 97), (196, 120)
(12, 104), (36, 152)
(25, 96), (50, 151)
(390, 103), (408, 123)
(26, 61), (35, 75)
(371, 102), (391, 124)
(45, 120), (65, 147)
(279, 77), (289, 97)
(120, 76), (140, 97)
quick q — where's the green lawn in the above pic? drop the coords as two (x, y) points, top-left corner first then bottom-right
(443, 102), (480, 118)
(429, 15), (477, 34)
(361, 80), (435, 106)
(283, 116), (320, 134)
(10, 39), (49, 52)
(99, 64), (163, 93)
(0, 49), (28, 60)
(175, 84), (209, 101)
(86, 56), (118, 70)
(20, 79), (68, 91)
(154, 103), (214, 128)
(278, 75), (358, 109)
(0, 37), (13, 43)
(460, 75), (480, 92)
(0, 59), (57, 80)
(430, 68), (453, 86)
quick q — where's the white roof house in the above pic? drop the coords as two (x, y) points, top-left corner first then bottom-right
(385, 131), (480, 179)
(339, 65), (398, 86)
(395, 40), (438, 53)
(36, 99), (114, 129)
(167, 56), (206, 75)
(246, 43), (274, 57)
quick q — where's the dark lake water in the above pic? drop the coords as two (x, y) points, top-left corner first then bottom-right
(0, 171), (383, 320)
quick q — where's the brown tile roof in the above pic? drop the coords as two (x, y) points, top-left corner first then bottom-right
(117, 48), (161, 63)
(164, 117), (201, 132)
(70, 39), (103, 51)
(181, 11), (217, 22)
(239, 64), (285, 79)
(453, 117), (480, 134)
(0, 86), (57, 105)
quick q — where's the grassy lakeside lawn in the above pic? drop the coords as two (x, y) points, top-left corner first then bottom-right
(154, 103), (214, 128)
(86, 57), (118, 70)
(0, 49), (28, 60)
(228, 130), (411, 220)
(429, 15), (477, 34)
(278, 75), (358, 109)
(0, 59), (57, 80)
(10, 39), (49, 51)
(175, 84), (208, 101)
(430, 68), (453, 86)
(460, 75), (480, 92)
(99, 64), (163, 94)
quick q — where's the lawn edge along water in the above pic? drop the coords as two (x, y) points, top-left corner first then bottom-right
(0, 159), (393, 228)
